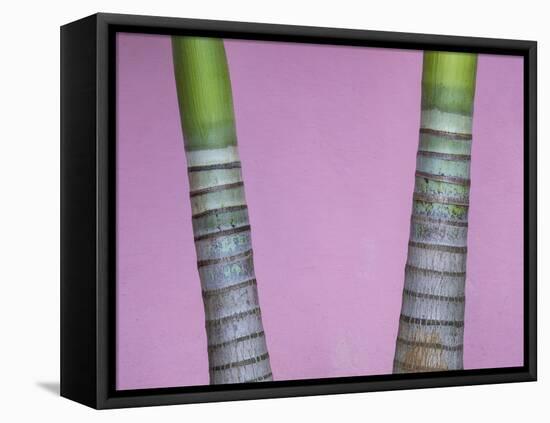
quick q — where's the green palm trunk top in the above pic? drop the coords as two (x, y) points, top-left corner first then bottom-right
(422, 52), (477, 117)
(172, 37), (238, 151)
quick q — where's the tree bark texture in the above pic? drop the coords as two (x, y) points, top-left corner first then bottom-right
(393, 51), (478, 373)
(172, 36), (273, 384)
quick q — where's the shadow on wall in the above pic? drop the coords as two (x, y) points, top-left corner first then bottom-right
(36, 381), (60, 396)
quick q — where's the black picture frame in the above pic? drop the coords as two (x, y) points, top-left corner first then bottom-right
(60, 12), (537, 409)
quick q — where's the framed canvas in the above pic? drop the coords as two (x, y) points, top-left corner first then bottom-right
(60, 13), (537, 409)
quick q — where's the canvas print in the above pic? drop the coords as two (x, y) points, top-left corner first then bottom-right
(116, 33), (523, 389)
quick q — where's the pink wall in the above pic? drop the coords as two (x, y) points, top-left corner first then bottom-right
(116, 33), (524, 390)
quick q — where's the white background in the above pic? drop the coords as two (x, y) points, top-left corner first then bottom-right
(1, 0), (547, 421)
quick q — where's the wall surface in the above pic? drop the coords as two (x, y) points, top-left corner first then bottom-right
(1, 0), (547, 422)
(116, 34), (524, 389)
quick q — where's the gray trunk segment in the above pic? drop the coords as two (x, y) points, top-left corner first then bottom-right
(187, 156), (273, 384)
(394, 122), (473, 373)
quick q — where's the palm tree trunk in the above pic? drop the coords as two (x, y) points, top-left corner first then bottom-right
(172, 36), (273, 384)
(393, 51), (478, 373)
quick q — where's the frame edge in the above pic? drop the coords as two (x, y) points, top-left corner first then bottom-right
(60, 13), (100, 409)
